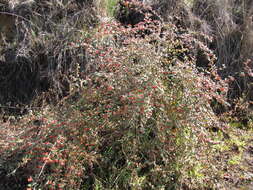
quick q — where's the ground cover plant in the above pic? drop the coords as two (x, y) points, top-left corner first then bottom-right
(0, 0), (253, 189)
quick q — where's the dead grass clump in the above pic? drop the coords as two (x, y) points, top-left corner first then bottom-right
(0, 0), (98, 114)
(191, 0), (253, 106)
(192, 0), (236, 35)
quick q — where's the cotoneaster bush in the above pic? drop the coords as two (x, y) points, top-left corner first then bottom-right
(0, 1), (229, 189)
(63, 3), (226, 188)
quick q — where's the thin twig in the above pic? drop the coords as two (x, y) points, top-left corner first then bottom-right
(37, 140), (57, 178)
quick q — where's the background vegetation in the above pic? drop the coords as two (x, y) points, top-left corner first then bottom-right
(0, 0), (252, 189)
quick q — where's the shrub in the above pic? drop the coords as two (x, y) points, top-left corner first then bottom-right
(0, 1), (229, 189)
(69, 13), (227, 188)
